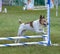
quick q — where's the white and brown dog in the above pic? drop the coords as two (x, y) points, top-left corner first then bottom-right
(15, 15), (48, 43)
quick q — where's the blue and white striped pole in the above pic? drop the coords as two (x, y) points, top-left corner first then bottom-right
(0, 35), (47, 41)
(47, 0), (51, 46)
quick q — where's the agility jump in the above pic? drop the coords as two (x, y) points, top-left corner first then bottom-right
(0, 35), (49, 47)
(0, 0), (52, 47)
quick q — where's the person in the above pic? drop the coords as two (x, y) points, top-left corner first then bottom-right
(27, 0), (34, 10)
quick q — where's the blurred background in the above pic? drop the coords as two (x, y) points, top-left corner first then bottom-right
(0, 0), (60, 11)
(2, 0), (60, 6)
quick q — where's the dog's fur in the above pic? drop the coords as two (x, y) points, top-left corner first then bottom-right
(15, 15), (48, 43)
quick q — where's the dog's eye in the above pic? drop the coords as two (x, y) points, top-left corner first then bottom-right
(44, 21), (46, 22)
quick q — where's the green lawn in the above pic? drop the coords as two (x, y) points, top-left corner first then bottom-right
(0, 6), (60, 54)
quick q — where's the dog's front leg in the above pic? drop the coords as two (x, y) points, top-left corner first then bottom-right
(35, 28), (46, 34)
(15, 28), (26, 43)
(15, 29), (22, 43)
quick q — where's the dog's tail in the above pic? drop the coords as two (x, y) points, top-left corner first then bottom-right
(19, 19), (22, 24)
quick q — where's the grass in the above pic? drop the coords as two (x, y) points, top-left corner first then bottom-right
(0, 6), (60, 54)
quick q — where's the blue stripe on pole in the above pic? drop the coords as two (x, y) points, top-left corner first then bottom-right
(23, 36), (30, 39)
(47, 0), (50, 6)
(8, 38), (14, 40)
(4, 44), (11, 47)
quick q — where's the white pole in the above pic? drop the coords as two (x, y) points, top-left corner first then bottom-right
(0, 0), (2, 12)
(47, 0), (51, 46)
(45, 0), (47, 6)
(56, 0), (58, 16)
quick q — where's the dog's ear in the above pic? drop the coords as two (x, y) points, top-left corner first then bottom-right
(42, 16), (45, 18)
(40, 15), (43, 19)
(40, 15), (45, 19)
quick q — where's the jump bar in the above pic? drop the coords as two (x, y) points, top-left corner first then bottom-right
(0, 41), (48, 47)
(0, 35), (47, 41)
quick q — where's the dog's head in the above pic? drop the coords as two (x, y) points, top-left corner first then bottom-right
(39, 15), (48, 27)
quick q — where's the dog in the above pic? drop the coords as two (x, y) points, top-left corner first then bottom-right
(15, 15), (48, 43)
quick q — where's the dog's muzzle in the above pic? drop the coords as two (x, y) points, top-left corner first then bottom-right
(43, 23), (48, 27)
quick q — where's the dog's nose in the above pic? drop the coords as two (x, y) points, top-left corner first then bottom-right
(47, 23), (48, 25)
(44, 23), (48, 27)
